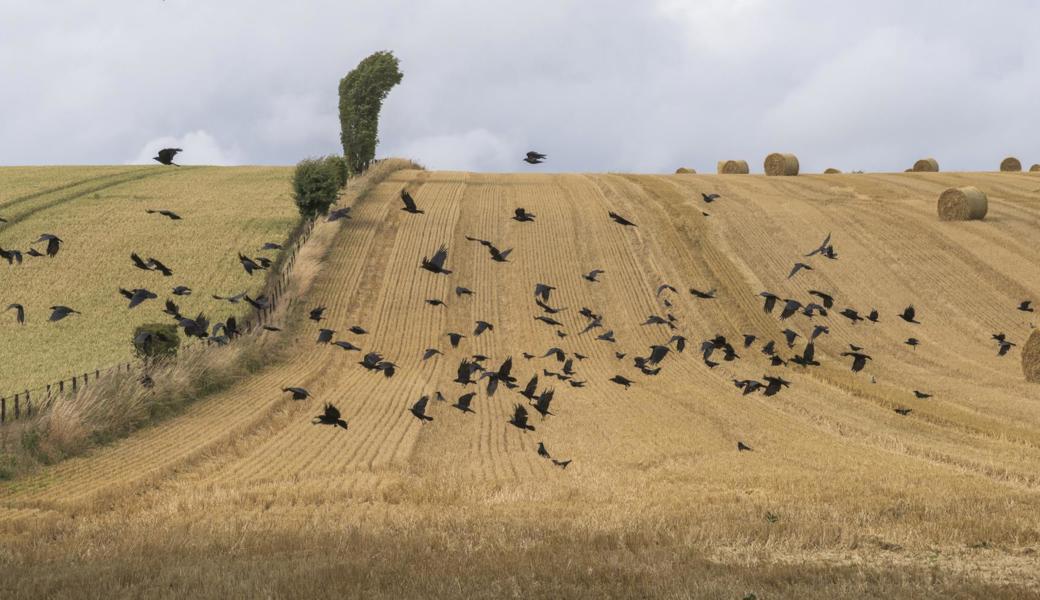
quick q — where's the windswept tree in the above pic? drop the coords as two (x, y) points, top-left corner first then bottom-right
(339, 51), (403, 175)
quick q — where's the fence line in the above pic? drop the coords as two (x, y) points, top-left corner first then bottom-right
(0, 215), (318, 425)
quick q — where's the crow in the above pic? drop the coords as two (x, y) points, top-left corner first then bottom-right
(608, 211), (637, 227)
(426, 299), (446, 307)
(839, 308), (864, 324)
(551, 459), (572, 469)
(509, 404), (535, 431)
(808, 290), (834, 309)
(359, 352), (397, 377)
(243, 295), (269, 310)
(583, 269), (604, 282)
(804, 232), (832, 257)
(454, 360), (481, 385)
(333, 340), (361, 351)
(153, 148), (182, 166)
(172, 285), (192, 296)
(262, 325), (283, 332)
(513, 208), (536, 222)
(743, 334), (757, 348)
(239, 253), (264, 276)
(347, 325), (367, 335)
(327, 207), (352, 222)
(643, 315), (671, 327)
(803, 303), (828, 318)
(409, 396), (434, 422)
(669, 335), (687, 352)
(809, 324), (830, 341)
(309, 307), (326, 322)
(48, 305), (80, 321)
(178, 313), (210, 338)
(733, 379), (764, 396)
(6, 303), (26, 324)
(690, 287), (716, 299)
(894, 407), (912, 416)
(913, 390), (932, 399)
(610, 375), (633, 388)
(533, 389), (554, 418)
(261, 242), (282, 251)
(791, 342), (820, 367)
(35, 233), (63, 257)
(1018, 300), (1034, 312)
(737, 441), (753, 452)
(523, 155), (545, 165)
(316, 328), (335, 344)
(646, 344), (671, 366)
(146, 208), (182, 220)
(997, 339), (1016, 357)
(483, 357), (517, 396)
(148, 257), (173, 277)
(117, 287), (156, 309)
(422, 348), (442, 361)
(0, 247), (23, 265)
(534, 283), (555, 302)
(526, 151), (547, 162)
(761, 340), (777, 356)
(213, 291), (247, 304)
(537, 442), (551, 459)
(762, 375), (791, 396)
(898, 304), (920, 324)
(905, 338), (920, 350)
(657, 283), (678, 296)
(520, 375), (540, 400)
(867, 309), (880, 323)
(535, 299), (565, 314)
(779, 299), (803, 321)
(131, 252), (153, 271)
(782, 329), (800, 348)
(313, 403), (348, 429)
(788, 262), (813, 279)
(473, 320), (494, 336)
(456, 286), (474, 297)
(420, 245), (452, 274)
(282, 387), (311, 400)
(534, 316), (563, 327)
(760, 291), (780, 314)
(398, 189), (424, 214)
(486, 243), (513, 262)
(453, 392), (476, 413)
(597, 330), (616, 343)
(542, 347), (566, 362)
(701, 192), (721, 203)
(446, 332), (466, 348)
(841, 351), (872, 372)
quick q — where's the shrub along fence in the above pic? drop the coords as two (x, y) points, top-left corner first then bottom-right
(0, 214), (318, 425)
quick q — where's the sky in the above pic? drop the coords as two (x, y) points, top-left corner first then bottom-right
(1, 1), (1038, 173)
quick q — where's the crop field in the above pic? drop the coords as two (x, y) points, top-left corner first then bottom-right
(0, 166), (298, 396)
(2, 168), (1040, 598)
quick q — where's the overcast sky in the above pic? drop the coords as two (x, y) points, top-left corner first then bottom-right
(1, 1), (1038, 173)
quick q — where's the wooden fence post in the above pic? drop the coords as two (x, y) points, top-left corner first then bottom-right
(24, 390), (31, 417)
(71, 377), (77, 392)
(1, 397), (5, 424)
(14, 394), (20, 420)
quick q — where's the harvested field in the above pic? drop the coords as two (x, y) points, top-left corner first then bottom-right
(2, 169), (1040, 598)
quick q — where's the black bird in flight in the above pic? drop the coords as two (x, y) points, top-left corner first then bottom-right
(49, 305), (80, 321)
(153, 148), (182, 166)
(608, 211), (637, 227)
(804, 232), (832, 257)
(5, 303), (25, 324)
(454, 360), (481, 386)
(313, 403), (348, 429)
(422, 348), (442, 361)
(1018, 300), (1034, 312)
(146, 208), (182, 220)
(327, 207), (352, 222)
(119, 287), (157, 309)
(447, 332), (466, 348)
(762, 375), (791, 396)
(332, 340), (361, 351)
(552, 459), (572, 469)
(409, 396), (434, 422)
(808, 290), (834, 309)
(760, 291), (780, 314)
(420, 245), (452, 274)
(788, 262), (813, 279)
(513, 208), (536, 222)
(35, 233), (63, 258)
(840, 308), (864, 324)
(690, 287), (716, 299)
(149, 257), (173, 277)
(913, 390), (932, 399)
(779, 299), (803, 321)
(898, 304), (920, 324)
(533, 389), (555, 418)
(841, 351), (872, 372)
(509, 404), (535, 431)
(261, 242), (282, 250)
(282, 387), (311, 400)
(455, 286), (474, 297)
(737, 441), (753, 452)
(316, 328), (335, 344)
(537, 442), (551, 459)
(866, 309), (880, 323)
(213, 291), (247, 304)
(904, 338), (920, 350)
(583, 269), (604, 282)
(523, 151), (547, 164)
(426, 298), (446, 307)
(239, 253), (264, 276)
(701, 192), (721, 203)
(609, 375), (633, 389)
(473, 320), (494, 336)
(400, 189), (424, 214)
(453, 392), (476, 413)
(894, 407), (912, 416)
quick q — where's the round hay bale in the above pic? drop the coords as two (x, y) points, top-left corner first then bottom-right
(716, 160), (749, 175)
(1024, 330), (1040, 383)
(1029, 164), (1040, 172)
(675, 167), (697, 174)
(1000, 157), (1022, 172)
(823, 168), (841, 174)
(912, 158), (939, 172)
(937, 186), (987, 221)
(764, 153), (799, 176)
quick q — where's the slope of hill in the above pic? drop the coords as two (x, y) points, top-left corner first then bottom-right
(2, 169), (1039, 598)
(0, 166), (297, 395)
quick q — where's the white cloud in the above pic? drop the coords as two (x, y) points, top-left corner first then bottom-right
(129, 130), (243, 166)
(385, 129), (514, 172)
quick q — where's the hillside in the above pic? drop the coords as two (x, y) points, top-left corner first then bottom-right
(0, 166), (298, 396)
(2, 168), (1040, 598)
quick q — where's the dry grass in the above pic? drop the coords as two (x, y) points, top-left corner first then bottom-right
(717, 159), (749, 174)
(764, 152), (799, 176)
(913, 157), (940, 172)
(937, 186), (988, 221)
(1000, 157), (1022, 172)
(2, 167), (1040, 598)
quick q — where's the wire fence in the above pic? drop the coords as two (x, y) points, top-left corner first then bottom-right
(0, 215), (317, 426)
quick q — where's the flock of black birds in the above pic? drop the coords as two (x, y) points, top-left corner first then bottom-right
(4, 148), (1037, 461)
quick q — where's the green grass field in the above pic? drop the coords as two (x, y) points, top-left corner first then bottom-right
(0, 166), (298, 397)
